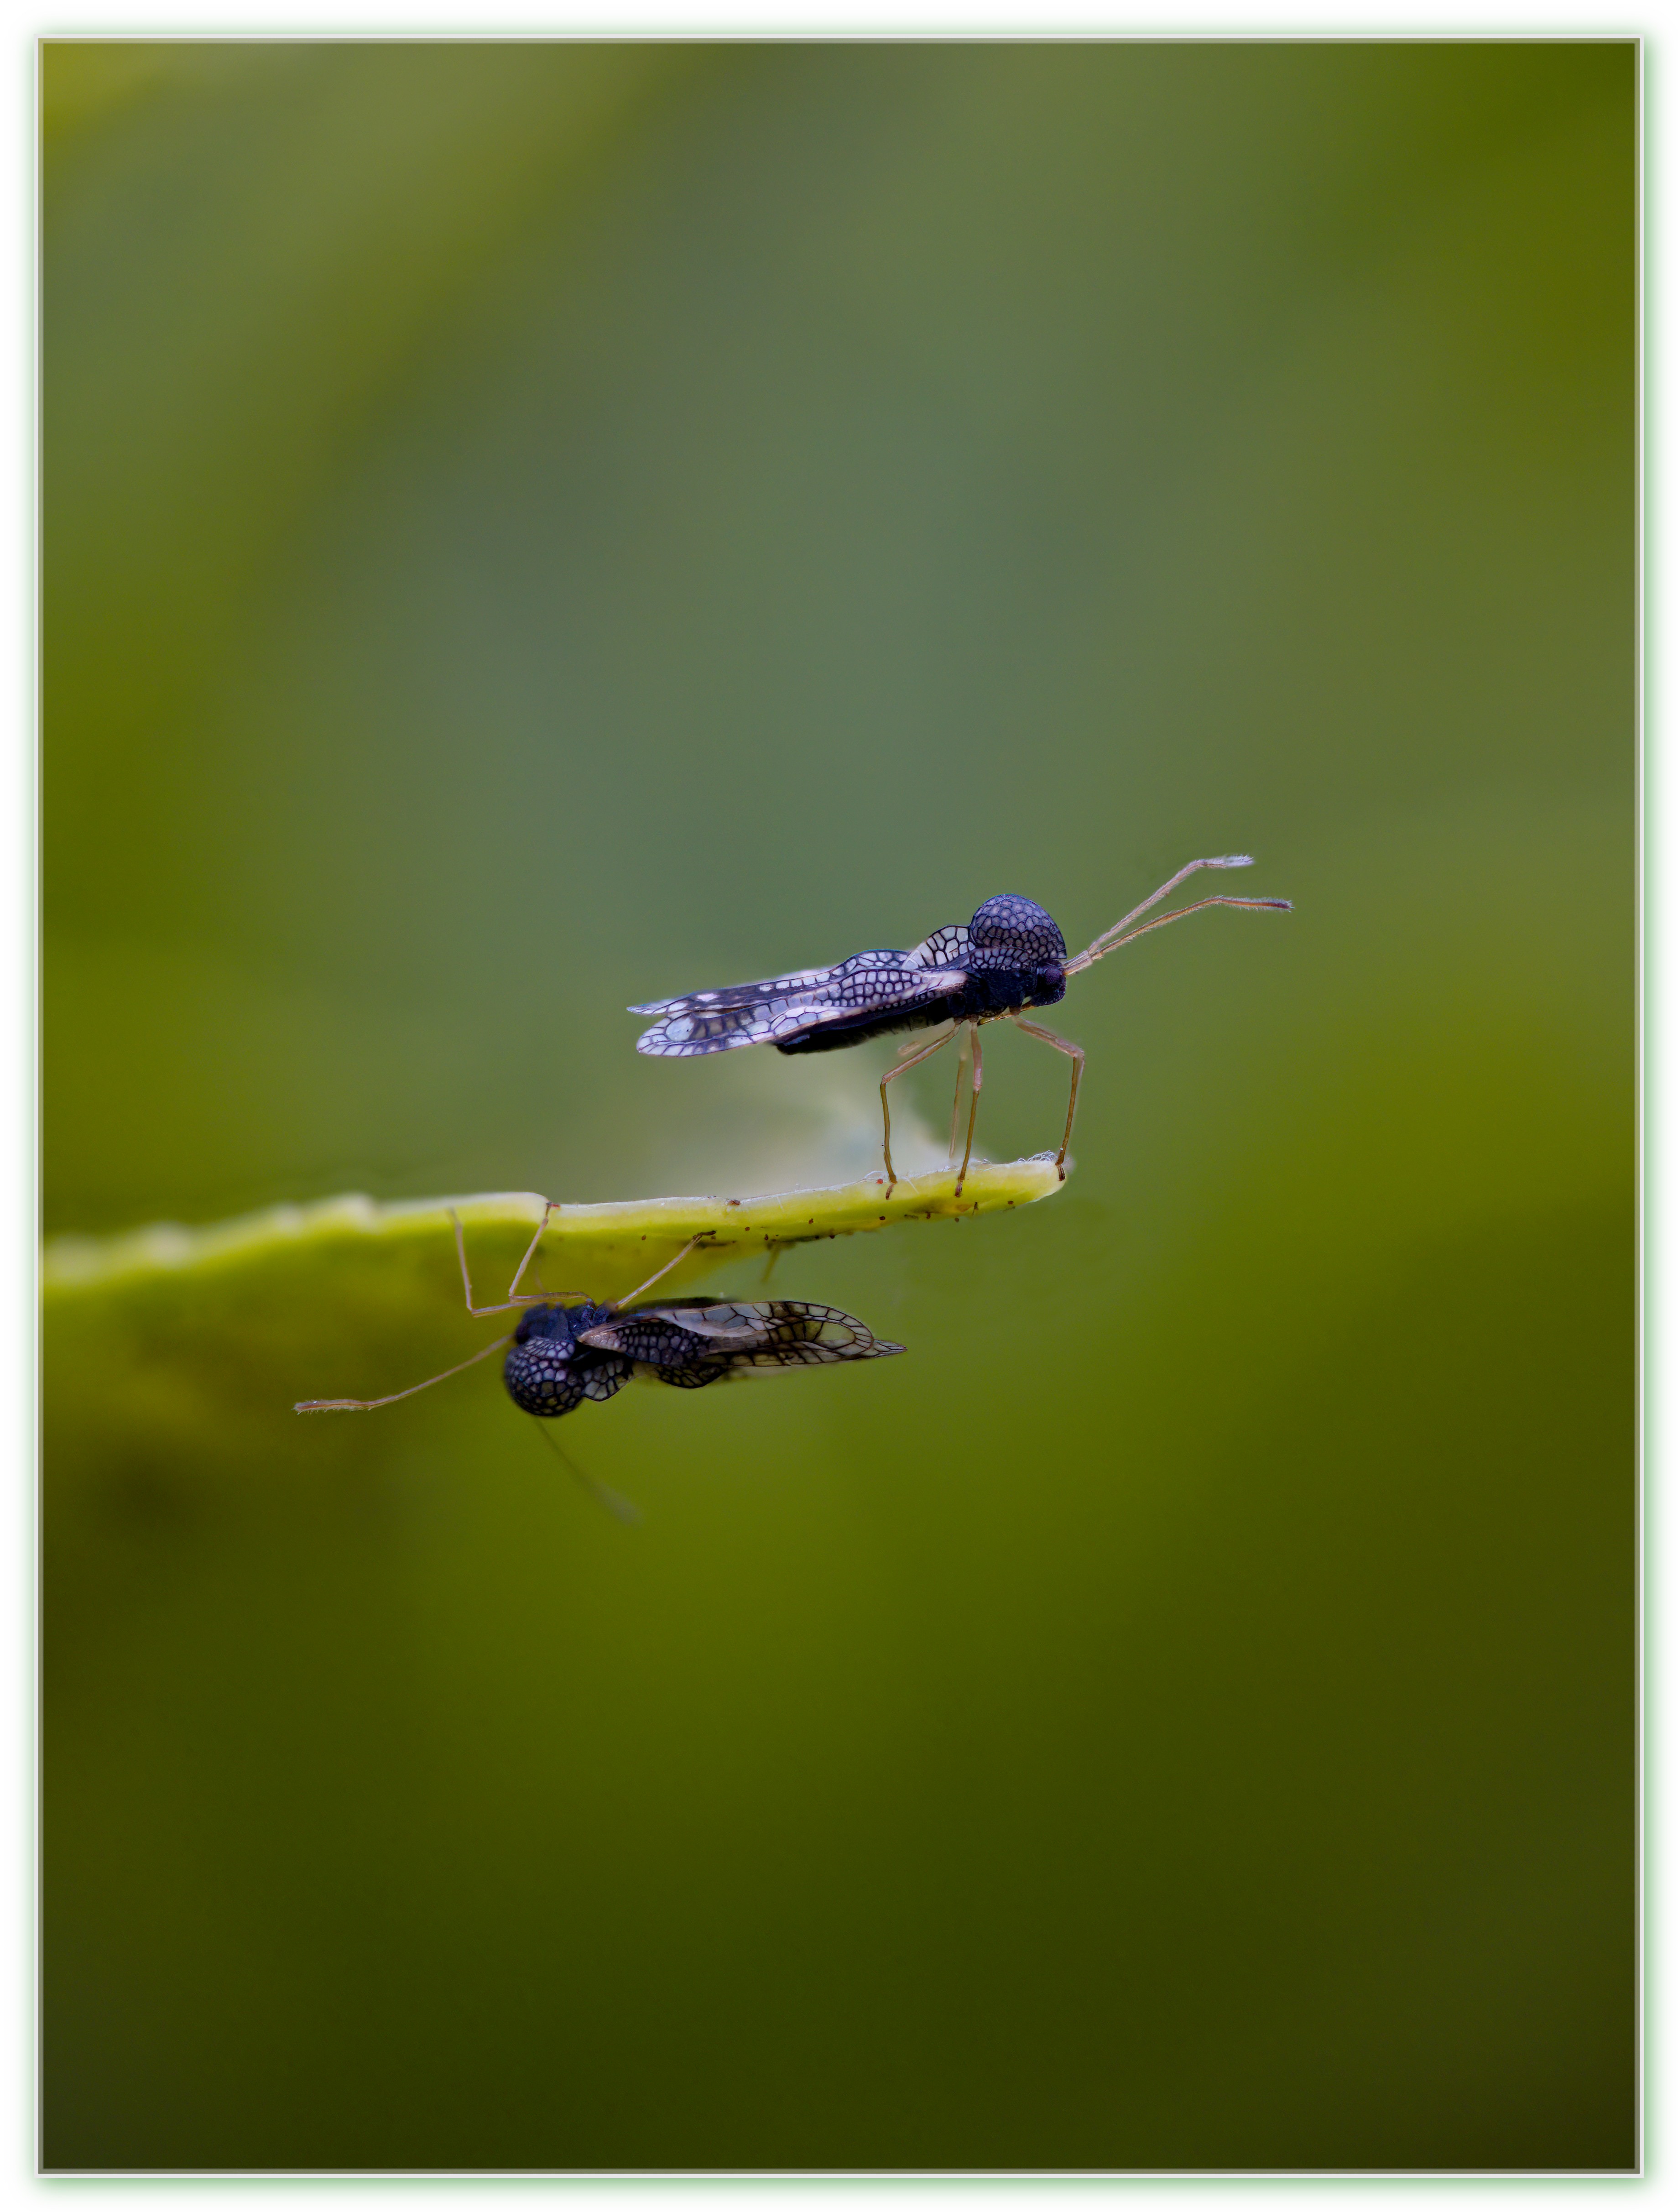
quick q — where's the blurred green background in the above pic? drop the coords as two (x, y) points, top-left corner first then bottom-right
(44, 40), (1634, 2170)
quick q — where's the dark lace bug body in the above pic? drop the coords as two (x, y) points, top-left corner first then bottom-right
(503, 1300), (632, 1416)
(503, 1295), (902, 1418)
(627, 858), (1291, 1188)
(630, 892), (1069, 1061)
(296, 1205), (904, 1447)
(776, 896), (1067, 1056)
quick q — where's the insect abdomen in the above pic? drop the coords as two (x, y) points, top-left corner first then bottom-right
(774, 968), (1060, 1050)
(775, 1002), (954, 1055)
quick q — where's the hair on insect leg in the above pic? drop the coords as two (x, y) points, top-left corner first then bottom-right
(879, 1024), (957, 1193)
(531, 1421), (641, 1524)
(954, 1022), (984, 1196)
(760, 1242), (787, 1286)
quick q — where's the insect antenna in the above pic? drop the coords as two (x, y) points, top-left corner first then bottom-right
(531, 1421), (642, 1526)
(1063, 855), (1292, 976)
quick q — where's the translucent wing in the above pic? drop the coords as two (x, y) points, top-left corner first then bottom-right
(580, 1301), (904, 1367)
(579, 1360), (635, 1403)
(578, 1301), (775, 1354)
(903, 923), (971, 970)
(574, 1313), (719, 1367)
(651, 1363), (732, 1391)
(628, 961), (855, 1017)
(630, 948), (966, 1057)
(716, 1306), (908, 1368)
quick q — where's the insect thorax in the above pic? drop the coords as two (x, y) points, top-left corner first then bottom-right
(955, 966), (1067, 1020)
(941, 895), (1065, 1020)
(969, 893), (1067, 970)
(514, 1300), (613, 1346)
(505, 1302), (625, 1418)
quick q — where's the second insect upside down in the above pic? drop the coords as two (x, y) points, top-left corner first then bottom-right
(295, 1205), (902, 1422)
(630, 854), (1292, 1194)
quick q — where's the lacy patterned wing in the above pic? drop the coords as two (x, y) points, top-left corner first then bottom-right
(628, 960), (854, 1017)
(630, 949), (967, 1057)
(573, 1314), (719, 1367)
(582, 1301), (905, 1367)
(579, 1357), (635, 1403)
(504, 1338), (632, 1415)
(577, 1304), (809, 1363)
(578, 1302), (772, 1356)
(695, 1301), (905, 1366)
(651, 1362), (733, 1391)
(509, 1365), (590, 1415)
(903, 923), (972, 970)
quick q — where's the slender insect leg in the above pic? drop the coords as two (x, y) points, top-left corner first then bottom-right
(504, 1205), (556, 1305)
(880, 1026), (957, 1193)
(616, 1236), (703, 1309)
(450, 1206), (587, 1318)
(954, 1023), (985, 1196)
(1014, 1016), (1085, 1179)
(295, 1330), (514, 1414)
(946, 1024), (973, 1164)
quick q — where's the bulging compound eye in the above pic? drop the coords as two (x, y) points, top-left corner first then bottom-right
(969, 894), (1067, 966)
(504, 1338), (586, 1416)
